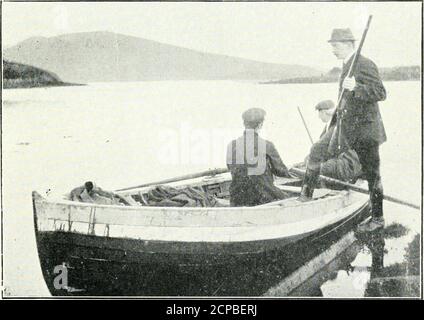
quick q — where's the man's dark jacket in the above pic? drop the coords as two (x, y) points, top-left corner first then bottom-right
(226, 131), (291, 206)
(330, 55), (387, 145)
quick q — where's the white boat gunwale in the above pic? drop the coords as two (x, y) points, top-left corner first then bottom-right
(33, 190), (368, 243)
(34, 189), (348, 212)
(35, 199), (368, 243)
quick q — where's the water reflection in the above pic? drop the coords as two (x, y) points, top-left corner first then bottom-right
(299, 223), (420, 298)
(289, 238), (363, 297)
(360, 230), (420, 297)
(357, 231), (386, 296)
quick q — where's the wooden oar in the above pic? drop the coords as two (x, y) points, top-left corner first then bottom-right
(290, 167), (420, 210)
(297, 106), (314, 144)
(116, 168), (230, 192)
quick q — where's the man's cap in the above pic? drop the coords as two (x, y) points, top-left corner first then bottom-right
(242, 108), (266, 123)
(315, 100), (335, 111)
(328, 28), (357, 42)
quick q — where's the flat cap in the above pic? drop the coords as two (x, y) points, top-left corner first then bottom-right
(315, 100), (335, 111)
(328, 28), (357, 42)
(242, 108), (266, 123)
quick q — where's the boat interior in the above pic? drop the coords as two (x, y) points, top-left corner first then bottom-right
(115, 173), (339, 208)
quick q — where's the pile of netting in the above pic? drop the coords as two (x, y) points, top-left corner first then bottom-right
(144, 185), (226, 207)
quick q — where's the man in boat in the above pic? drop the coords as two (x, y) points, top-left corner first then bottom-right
(299, 28), (387, 232)
(296, 100), (362, 183)
(308, 100), (362, 183)
(226, 108), (292, 206)
(316, 99), (336, 138)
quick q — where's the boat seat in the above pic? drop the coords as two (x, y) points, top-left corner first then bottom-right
(214, 198), (231, 207)
(277, 185), (335, 199)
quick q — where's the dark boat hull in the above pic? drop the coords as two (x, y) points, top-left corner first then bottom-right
(34, 201), (370, 296)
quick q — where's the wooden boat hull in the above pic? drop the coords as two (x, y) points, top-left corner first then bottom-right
(32, 186), (370, 296)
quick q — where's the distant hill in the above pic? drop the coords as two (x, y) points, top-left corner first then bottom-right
(379, 66), (421, 81)
(3, 60), (80, 89)
(3, 31), (321, 83)
(264, 65), (421, 84)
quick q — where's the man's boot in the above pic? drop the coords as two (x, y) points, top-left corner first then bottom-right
(297, 168), (319, 202)
(358, 179), (385, 232)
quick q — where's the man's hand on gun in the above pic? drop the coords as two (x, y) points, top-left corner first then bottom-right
(342, 76), (356, 91)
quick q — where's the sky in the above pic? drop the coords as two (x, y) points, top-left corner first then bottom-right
(2, 1), (422, 69)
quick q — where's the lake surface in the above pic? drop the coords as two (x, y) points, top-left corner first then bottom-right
(2, 80), (421, 297)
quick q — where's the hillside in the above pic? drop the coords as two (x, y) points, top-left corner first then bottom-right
(3, 31), (321, 83)
(264, 65), (421, 84)
(3, 60), (80, 89)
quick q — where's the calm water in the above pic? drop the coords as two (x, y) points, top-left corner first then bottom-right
(2, 80), (421, 297)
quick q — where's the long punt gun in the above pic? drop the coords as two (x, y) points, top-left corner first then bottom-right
(328, 15), (373, 154)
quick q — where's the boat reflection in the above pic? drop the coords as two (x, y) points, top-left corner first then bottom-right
(360, 230), (420, 298)
(290, 223), (419, 298)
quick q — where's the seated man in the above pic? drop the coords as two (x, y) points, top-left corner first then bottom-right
(295, 100), (336, 166)
(316, 99), (336, 138)
(226, 108), (292, 206)
(315, 100), (362, 183)
(297, 100), (362, 184)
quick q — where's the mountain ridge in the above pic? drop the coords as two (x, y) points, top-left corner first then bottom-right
(3, 31), (321, 83)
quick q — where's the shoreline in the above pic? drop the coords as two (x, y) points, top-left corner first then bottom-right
(3, 78), (419, 88)
(260, 78), (421, 85)
(3, 81), (85, 90)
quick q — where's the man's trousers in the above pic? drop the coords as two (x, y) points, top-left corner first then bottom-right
(307, 126), (383, 218)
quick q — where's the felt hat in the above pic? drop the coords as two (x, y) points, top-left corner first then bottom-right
(328, 28), (357, 42)
(315, 100), (335, 111)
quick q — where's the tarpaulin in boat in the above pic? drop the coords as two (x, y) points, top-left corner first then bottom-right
(145, 185), (224, 207)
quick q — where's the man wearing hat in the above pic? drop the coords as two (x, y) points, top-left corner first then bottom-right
(297, 99), (362, 183)
(295, 100), (335, 167)
(299, 28), (386, 232)
(315, 99), (336, 138)
(226, 108), (291, 206)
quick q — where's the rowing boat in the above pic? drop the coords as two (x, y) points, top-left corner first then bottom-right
(32, 172), (370, 295)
